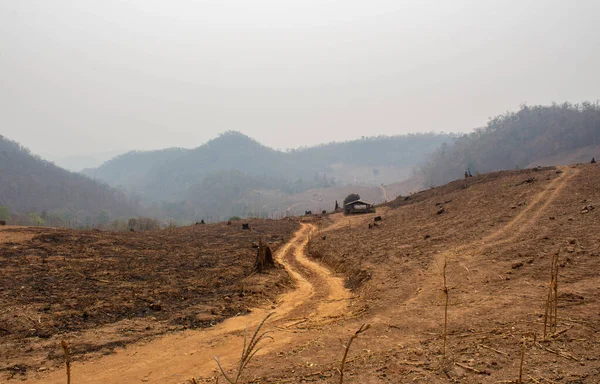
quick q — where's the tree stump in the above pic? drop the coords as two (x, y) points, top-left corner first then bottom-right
(254, 239), (275, 272)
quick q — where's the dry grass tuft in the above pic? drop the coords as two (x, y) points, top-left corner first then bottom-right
(441, 260), (449, 359)
(543, 251), (560, 338)
(214, 312), (275, 384)
(518, 333), (536, 384)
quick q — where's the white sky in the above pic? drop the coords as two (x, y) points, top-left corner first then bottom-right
(1, 0), (599, 156)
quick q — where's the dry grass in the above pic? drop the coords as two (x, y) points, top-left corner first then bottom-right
(214, 313), (275, 384)
(543, 251), (560, 339)
(441, 260), (449, 359)
(518, 333), (537, 384)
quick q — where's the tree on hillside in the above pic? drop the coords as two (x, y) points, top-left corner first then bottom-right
(29, 212), (45, 226)
(0, 206), (10, 221)
(343, 193), (361, 205)
(421, 102), (600, 186)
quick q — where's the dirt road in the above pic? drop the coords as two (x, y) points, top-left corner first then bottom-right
(28, 223), (350, 384)
(406, 166), (578, 305)
(379, 185), (390, 202)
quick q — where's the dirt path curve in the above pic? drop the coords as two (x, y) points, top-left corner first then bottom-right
(406, 166), (579, 305)
(451, 166), (579, 260)
(379, 185), (390, 202)
(29, 223), (351, 384)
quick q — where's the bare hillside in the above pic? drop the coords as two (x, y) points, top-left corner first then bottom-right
(301, 163), (600, 383)
(6, 163), (600, 384)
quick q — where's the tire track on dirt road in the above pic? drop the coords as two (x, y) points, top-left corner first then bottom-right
(29, 223), (351, 384)
(451, 166), (578, 259)
(405, 167), (578, 305)
(467, 167), (579, 254)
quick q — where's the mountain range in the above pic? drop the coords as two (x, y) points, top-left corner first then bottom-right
(81, 131), (453, 220)
(3, 101), (598, 226)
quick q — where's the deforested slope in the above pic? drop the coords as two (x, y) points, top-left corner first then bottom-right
(300, 163), (600, 383)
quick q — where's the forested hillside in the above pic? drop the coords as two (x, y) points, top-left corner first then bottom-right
(84, 131), (453, 219)
(82, 148), (189, 193)
(421, 102), (600, 186)
(0, 135), (139, 226)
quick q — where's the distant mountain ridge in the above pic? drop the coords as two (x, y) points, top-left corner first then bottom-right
(0, 135), (140, 225)
(82, 147), (190, 193)
(82, 131), (454, 216)
(4, 100), (598, 225)
(42, 149), (128, 172)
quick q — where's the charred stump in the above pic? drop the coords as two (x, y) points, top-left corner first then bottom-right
(254, 239), (275, 272)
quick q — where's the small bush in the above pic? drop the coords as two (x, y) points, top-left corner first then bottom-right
(127, 217), (161, 231)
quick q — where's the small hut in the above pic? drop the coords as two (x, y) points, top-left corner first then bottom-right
(343, 199), (376, 215)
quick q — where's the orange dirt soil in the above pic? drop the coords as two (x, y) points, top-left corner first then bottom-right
(3, 163), (600, 383)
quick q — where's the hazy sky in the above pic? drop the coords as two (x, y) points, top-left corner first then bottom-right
(1, 0), (599, 157)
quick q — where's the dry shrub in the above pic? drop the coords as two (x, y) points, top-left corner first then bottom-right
(339, 324), (371, 384)
(214, 313), (274, 384)
(127, 217), (161, 231)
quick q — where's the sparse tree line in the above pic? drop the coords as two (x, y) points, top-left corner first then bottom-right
(420, 102), (600, 186)
(0, 204), (164, 231)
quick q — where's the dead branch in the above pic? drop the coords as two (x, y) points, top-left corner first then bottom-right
(61, 340), (71, 384)
(454, 362), (484, 374)
(339, 323), (371, 384)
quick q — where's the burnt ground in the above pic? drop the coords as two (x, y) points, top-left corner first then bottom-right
(3, 164), (600, 384)
(238, 164), (600, 383)
(0, 219), (299, 380)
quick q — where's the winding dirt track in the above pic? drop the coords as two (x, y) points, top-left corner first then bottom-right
(379, 185), (390, 202)
(406, 166), (578, 305)
(30, 223), (351, 384)
(453, 166), (578, 258)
